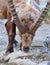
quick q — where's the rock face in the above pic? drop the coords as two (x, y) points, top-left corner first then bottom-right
(9, 59), (37, 65)
(0, 19), (8, 51)
(31, 22), (50, 48)
(38, 61), (50, 65)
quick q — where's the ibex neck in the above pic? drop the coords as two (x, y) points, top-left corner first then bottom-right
(8, 0), (29, 34)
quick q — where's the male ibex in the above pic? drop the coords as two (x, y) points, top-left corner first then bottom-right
(5, 0), (50, 53)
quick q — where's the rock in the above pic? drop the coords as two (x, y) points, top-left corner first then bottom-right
(31, 40), (44, 47)
(31, 23), (50, 47)
(38, 61), (50, 65)
(7, 63), (17, 65)
(35, 23), (50, 42)
(3, 50), (33, 62)
(9, 59), (37, 65)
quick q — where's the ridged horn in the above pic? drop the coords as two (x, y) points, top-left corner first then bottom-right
(8, 0), (29, 34)
(29, 1), (50, 36)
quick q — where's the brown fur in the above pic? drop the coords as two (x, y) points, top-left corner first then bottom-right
(2, 0), (40, 52)
(5, 7), (18, 53)
(5, 20), (17, 53)
(5, 8), (33, 52)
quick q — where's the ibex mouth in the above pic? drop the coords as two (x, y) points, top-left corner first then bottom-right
(20, 43), (30, 52)
(23, 46), (29, 52)
(20, 33), (32, 52)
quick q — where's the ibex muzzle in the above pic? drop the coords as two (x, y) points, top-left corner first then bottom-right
(20, 33), (32, 52)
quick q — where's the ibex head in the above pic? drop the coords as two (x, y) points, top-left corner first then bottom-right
(20, 33), (33, 52)
(19, 14), (35, 52)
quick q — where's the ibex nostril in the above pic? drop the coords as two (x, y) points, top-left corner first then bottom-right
(23, 46), (29, 52)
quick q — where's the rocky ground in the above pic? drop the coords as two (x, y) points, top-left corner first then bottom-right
(0, 0), (50, 65)
(0, 19), (50, 65)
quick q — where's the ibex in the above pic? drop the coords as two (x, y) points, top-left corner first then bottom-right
(5, 0), (50, 53)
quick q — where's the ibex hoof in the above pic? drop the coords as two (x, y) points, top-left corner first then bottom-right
(5, 49), (14, 55)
